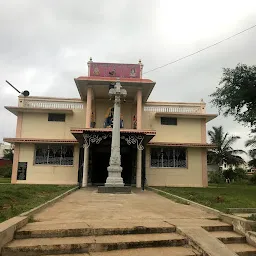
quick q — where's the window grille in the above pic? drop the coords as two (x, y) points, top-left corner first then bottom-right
(150, 147), (187, 168)
(160, 117), (177, 125)
(35, 144), (74, 165)
(48, 113), (66, 122)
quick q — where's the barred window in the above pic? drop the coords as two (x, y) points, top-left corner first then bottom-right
(150, 147), (187, 168)
(48, 113), (65, 122)
(160, 117), (177, 125)
(35, 144), (74, 165)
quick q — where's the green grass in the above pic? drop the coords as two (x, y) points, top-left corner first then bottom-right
(0, 178), (11, 183)
(0, 184), (75, 223)
(156, 184), (256, 212)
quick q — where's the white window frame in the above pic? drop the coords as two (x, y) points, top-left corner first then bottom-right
(34, 144), (74, 166)
(150, 147), (187, 168)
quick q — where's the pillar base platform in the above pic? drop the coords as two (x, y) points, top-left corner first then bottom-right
(98, 186), (131, 194)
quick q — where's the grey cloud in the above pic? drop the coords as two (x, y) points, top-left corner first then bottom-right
(0, 0), (255, 159)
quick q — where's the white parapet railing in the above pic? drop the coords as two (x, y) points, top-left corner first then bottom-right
(144, 103), (204, 113)
(21, 99), (84, 109)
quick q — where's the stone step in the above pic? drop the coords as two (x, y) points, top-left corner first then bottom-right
(45, 246), (200, 256)
(226, 243), (256, 256)
(202, 223), (233, 232)
(15, 222), (176, 239)
(211, 231), (246, 244)
(2, 233), (187, 256)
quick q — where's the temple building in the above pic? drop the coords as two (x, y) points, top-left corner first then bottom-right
(4, 59), (217, 187)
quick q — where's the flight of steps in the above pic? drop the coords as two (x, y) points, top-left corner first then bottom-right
(204, 224), (256, 256)
(2, 222), (200, 256)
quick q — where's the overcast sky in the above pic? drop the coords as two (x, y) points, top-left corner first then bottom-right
(0, 0), (256, 159)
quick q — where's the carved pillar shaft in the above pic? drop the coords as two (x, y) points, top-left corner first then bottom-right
(110, 95), (121, 165)
(105, 80), (126, 187)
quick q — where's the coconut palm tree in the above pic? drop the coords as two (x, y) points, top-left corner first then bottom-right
(245, 134), (256, 167)
(207, 126), (245, 168)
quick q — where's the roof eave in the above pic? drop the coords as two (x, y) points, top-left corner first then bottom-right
(148, 142), (216, 148)
(5, 106), (73, 116)
(3, 138), (78, 144)
(155, 112), (217, 122)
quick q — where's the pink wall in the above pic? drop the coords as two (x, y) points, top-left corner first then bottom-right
(90, 63), (141, 78)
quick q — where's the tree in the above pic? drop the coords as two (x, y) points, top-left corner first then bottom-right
(3, 148), (13, 162)
(210, 64), (256, 129)
(207, 126), (245, 167)
(245, 135), (256, 167)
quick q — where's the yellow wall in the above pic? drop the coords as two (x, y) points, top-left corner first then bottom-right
(16, 143), (79, 184)
(142, 110), (202, 143)
(95, 100), (135, 129)
(146, 147), (203, 187)
(21, 109), (86, 139)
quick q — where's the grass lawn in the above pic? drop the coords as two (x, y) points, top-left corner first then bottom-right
(157, 184), (256, 212)
(0, 184), (75, 223)
(0, 178), (11, 183)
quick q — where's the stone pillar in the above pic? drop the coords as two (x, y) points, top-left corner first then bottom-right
(136, 149), (142, 188)
(136, 89), (142, 130)
(85, 87), (92, 128)
(105, 80), (126, 187)
(82, 146), (89, 187)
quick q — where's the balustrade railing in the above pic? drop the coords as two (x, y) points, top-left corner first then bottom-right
(22, 99), (84, 109)
(144, 103), (204, 114)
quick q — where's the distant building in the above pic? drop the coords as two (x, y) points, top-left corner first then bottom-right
(0, 143), (12, 159)
(220, 162), (249, 171)
(4, 59), (217, 187)
(220, 162), (256, 176)
(0, 143), (12, 167)
(247, 167), (256, 176)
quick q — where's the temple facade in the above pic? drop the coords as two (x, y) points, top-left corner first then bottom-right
(4, 59), (217, 187)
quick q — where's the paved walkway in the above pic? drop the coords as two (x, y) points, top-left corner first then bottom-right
(33, 188), (216, 227)
(17, 188), (249, 256)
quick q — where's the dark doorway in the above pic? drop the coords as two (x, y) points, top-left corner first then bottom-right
(91, 150), (110, 185)
(91, 140), (136, 185)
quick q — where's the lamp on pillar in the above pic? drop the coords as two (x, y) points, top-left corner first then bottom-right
(98, 79), (131, 193)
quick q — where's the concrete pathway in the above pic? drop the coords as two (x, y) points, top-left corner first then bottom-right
(4, 188), (256, 256)
(33, 188), (216, 224)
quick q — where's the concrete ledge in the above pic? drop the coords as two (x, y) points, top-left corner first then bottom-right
(219, 213), (256, 235)
(98, 186), (131, 194)
(177, 227), (237, 256)
(148, 187), (221, 216)
(0, 217), (28, 254)
(246, 231), (256, 248)
(0, 186), (78, 253)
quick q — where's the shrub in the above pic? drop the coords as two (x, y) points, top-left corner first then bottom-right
(0, 165), (12, 178)
(223, 168), (236, 180)
(208, 170), (225, 184)
(222, 167), (248, 183)
(249, 173), (256, 185)
(234, 168), (248, 181)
